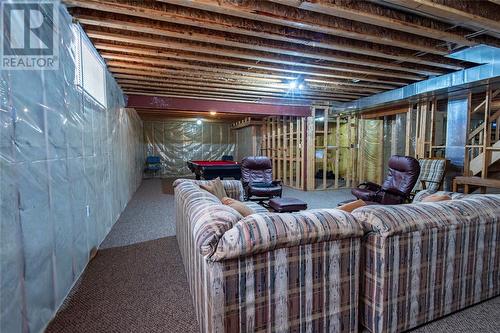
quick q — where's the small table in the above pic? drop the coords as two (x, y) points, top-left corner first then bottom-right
(268, 197), (308, 213)
(186, 160), (241, 180)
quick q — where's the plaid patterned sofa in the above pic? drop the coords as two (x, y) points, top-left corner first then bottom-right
(353, 194), (500, 333)
(174, 179), (364, 333)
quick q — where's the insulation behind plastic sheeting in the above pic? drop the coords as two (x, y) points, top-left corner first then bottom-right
(382, 115), (407, 178)
(234, 126), (260, 161)
(0, 7), (143, 333)
(144, 120), (235, 177)
(359, 120), (383, 183)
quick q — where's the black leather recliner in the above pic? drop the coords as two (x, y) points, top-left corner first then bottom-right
(241, 156), (282, 201)
(352, 155), (421, 205)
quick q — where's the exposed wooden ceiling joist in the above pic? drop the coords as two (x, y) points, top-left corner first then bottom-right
(63, 0), (500, 106)
(107, 63), (397, 90)
(98, 47), (420, 83)
(70, 7), (466, 70)
(112, 73), (376, 96)
(87, 29), (447, 76)
(381, 0), (500, 35)
(271, 0), (496, 44)
(93, 41), (433, 80)
(158, 0), (451, 54)
(117, 79), (362, 100)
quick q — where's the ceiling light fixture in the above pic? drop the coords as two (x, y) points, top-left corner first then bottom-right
(209, 111), (217, 116)
(196, 118), (202, 125)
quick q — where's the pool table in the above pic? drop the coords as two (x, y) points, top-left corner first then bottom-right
(186, 160), (241, 180)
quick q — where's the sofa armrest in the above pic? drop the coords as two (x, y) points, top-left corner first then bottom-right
(210, 209), (363, 261)
(173, 178), (244, 201)
(353, 194), (500, 237)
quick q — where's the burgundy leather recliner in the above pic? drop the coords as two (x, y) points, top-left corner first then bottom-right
(241, 156), (282, 201)
(352, 155), (420, 205)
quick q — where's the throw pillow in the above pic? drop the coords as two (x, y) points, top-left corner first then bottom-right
(200, 177), (227, 200)
(338, 199), (367, 213)
(221, 197), (255, 217)
(421, 194), (452, 202)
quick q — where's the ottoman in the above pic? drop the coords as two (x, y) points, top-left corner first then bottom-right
(268, 197), (308, 213)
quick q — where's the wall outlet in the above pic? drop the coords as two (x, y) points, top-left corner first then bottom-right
(86, 205), (90, 217)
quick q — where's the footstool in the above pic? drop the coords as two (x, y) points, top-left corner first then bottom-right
(268, 197), (308, 213)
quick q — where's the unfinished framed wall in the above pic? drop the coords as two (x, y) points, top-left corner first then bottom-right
(307, 106), (359, 191)
(261, 116), (306, 190)
(261, 106), (359, 191)
(231, 117), (263, 161)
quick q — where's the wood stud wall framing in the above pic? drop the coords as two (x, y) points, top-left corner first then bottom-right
(261, 106), (359, 191)
(261, 116), (305, 190)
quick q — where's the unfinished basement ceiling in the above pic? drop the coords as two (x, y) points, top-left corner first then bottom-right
(64, 0), (500, 104)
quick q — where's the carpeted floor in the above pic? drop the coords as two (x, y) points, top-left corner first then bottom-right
(46, 179), (500, 332)
(46, 237), (199, 333)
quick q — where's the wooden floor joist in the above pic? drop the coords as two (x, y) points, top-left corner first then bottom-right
(63, 0), (500, 103)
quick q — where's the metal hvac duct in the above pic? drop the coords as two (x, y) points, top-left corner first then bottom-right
(333, 45), (500, 112)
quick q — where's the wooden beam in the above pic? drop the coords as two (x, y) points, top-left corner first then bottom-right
(123, 86), (349, 103)
(93, 41), (426, 80)
(112, 72), (372, 97)
(384, 0), (500, 35)
(271, 0), (479, 45)
(71, 9), (464, 70)
(126, 95), (312, 116)
(107, 62), (395, 91)
(67, 2), (465, 68)
(87, 29), (446, 76)
(159, 0), (450, 54)
(118, 80), (356, 101)
(101, 52), (411, 86)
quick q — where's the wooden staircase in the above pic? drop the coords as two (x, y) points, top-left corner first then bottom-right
(469, 140), (500, 176)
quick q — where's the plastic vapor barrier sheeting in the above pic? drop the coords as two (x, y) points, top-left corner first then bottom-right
(144, 120), (235, 177)
(0, 6), (143, 333)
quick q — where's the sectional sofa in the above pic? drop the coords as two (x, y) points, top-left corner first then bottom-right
(174, 179), (500, 333)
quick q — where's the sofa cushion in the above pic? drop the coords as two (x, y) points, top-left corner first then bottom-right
(173, 178), (245, 201)
(221, 197), (255, 217)
(338, 199), (367, 212)
(199, 177), (227, 200)
(421, 193), (452, 202)
(413, 189), (466, 202)
(353, 194), (500, 237)
(211, 209), (363, 261)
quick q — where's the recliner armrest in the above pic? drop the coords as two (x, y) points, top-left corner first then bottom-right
(382, 187), (407, 198)
(358, 181), (381, 191)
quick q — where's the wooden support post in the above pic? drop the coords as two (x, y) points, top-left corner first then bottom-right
(346, 115), (352, 188)
(405, 103), (412, 156)
(277, 117), (282, 181)
(482, 89), (492, 178)
(289, 117), (294, 187)
(428, 98), (436, 158)
(271, 117), (276, 179)
(334, 114), (340, 189)
(464, 92), (472, 177)
(306, 108), (316, 191)
(283, 116), (288, 185)
(323, 108), (328, 190)
(300, 117), (304, 190)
